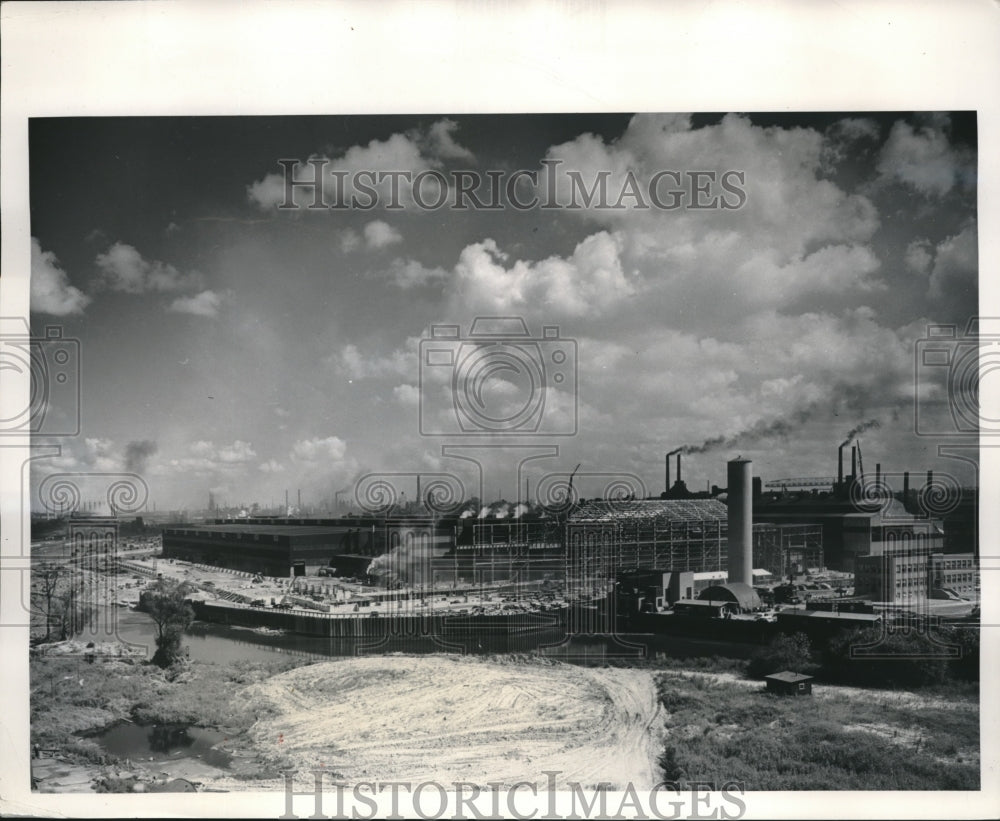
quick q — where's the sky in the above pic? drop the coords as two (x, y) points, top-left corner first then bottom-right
(27, 112), (979, 512)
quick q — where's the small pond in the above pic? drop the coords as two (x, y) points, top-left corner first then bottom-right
(90, 722), (233, 768)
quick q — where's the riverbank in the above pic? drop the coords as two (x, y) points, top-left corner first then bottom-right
(29, 648), (310, 792)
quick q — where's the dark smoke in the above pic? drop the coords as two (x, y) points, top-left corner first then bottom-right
(681, 406), (819, 455)
(840, 419), (881, 447)
(124, 439), (158, 474)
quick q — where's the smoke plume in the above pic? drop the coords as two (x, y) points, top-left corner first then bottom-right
(124, 439), (158, 474)
(366, 528), (437, 588)
(841, 419), (881, 447)
(681, 406), (820, 455)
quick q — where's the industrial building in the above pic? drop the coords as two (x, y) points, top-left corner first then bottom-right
(754, 447), (946, 571)
(161, 524), (371, 576)
(564, 497), (822, 580)
(854, 546), (979, 604)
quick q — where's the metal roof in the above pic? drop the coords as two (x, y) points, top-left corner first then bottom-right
(777, 609), (882, 621)
(164, 525), (347, 537)
(569, 499), (728, 523)
(699, 582), (762, 610)
(765, 671), (814, 683)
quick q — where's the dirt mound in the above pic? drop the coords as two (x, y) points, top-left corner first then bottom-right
(242, 655), (663, 788)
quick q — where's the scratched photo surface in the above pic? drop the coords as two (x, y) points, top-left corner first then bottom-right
(24, 112), (980, 798)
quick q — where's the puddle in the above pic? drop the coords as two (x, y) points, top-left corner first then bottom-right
(88, 722), (233, 768)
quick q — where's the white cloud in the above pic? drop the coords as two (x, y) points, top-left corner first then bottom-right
(364, 220), (402, 249)
(449, 231), (633, 318)
(168, 289), (224, 317)
(423, 118), (475, 161)
(95, 242), (202, 293)
(291, 436), (348, 462)
(339, 228), (361, 253)
(168, 439), (257, 473)
(876, 117), (974, 197)
(217, 440), (257, 463)
(905, 239), (934, 275)
(386, 258), (448, 289)
(258, 459), (285, 473)
(393, 384), (420, 406)
(247, 119), (474, 211)
(31, 238), (91, 315)
(928, 221), (977, 303)
(541, 113), (880, 259)
(333, 343), (415, 380)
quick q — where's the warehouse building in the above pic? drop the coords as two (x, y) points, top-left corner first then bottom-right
(162, 522), (385, 576)
(565, 499), (823, 579)
(854, 544), (979, 604)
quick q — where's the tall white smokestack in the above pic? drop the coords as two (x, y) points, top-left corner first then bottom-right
(727, 457), (753, 587)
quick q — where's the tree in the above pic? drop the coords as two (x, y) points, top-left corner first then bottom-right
(31, 563), (87, 643)
(821, 627), (951, 688)
(748, 631), (815, 679)
(138, 579), (195, 667)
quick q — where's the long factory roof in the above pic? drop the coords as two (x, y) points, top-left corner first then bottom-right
(569, 499), (729, 522)
(163, 524), (352, 537)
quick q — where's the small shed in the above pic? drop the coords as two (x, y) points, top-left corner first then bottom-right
(764, 670), (814, 696)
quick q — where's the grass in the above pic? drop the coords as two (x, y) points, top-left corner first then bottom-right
(654, 672), (979, 790)
(30, 653), (314, 764)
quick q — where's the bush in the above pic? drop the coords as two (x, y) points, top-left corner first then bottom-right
(821, 628), (951, 688)
(747, 632), (816, 679)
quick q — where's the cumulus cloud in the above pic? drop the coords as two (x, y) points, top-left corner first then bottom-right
(386, 258), (448, 289)
(449, 231), (633, 318)
(168, 439), (257, 473)
(927, 222), (977, 322)
(876, 116), (975, 197)
(168, 289), (225, 317)
(393, 384), (420, 406)
(31, 238), (91, 315)
(333, 343), (415, 380)
(258, 459), (285, 473)
(540, 113), (880, 258)
(291, 436), (348, 462)
(905, 239), (934, 275)
(339, 228), (361, 253)
(248, 119), (474, 211)
(423, 118), (476, 161)
(94, 242), (202, 293)
(363, 220), (402, 249)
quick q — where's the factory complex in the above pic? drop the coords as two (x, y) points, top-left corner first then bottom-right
(157, 445), (978, 633)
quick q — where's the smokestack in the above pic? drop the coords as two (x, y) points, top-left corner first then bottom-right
(285, 489), (289, 514)
(903, 471), (910, 502)
(927, 469), (933, 488)
(676, 453), (682, 483)
(298, 489), (302, 511)
(416, 474), (421, 504)
(665, 453), (670, 494)
(851, 446), (857, 483)
(875, 463), (881, 488)
(838, 444), (845, 488)
(727, 457), (753, 588)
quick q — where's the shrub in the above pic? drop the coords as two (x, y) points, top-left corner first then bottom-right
(747, 632), (815, 679)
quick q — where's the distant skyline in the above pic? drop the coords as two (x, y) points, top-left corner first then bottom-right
(27, 113), (978, 511)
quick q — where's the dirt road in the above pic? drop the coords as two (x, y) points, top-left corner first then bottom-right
(236, 655), (664, 789)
